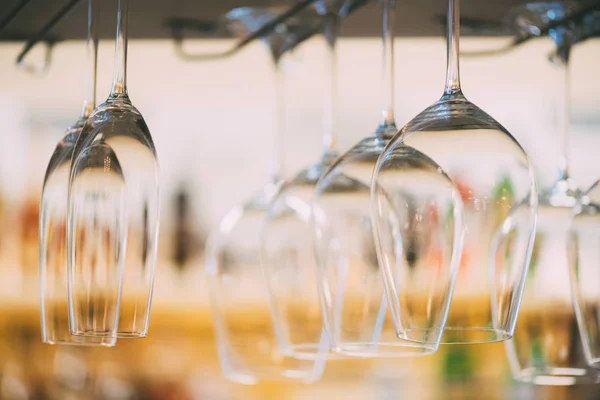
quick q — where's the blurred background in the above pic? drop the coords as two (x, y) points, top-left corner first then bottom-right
(1, 0), (600, 398)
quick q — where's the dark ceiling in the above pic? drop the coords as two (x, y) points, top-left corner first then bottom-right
(0, 0), (596, 52)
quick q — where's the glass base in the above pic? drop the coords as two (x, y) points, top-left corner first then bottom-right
(589, 358), (600, 370)
(332, 341), (437, 358)
(71, 329), (117, 339)
(115, 331), (148, 339)
(397, 327), (444, 344)
(515, 368), (600, 386)
(282, 343), (344, 361)
(43, 337), (116, 347)
(395, 327), (510, 345)
(71, 329), (146, 339)
(439, 327), (512, 344)
(71, 331), (148, 339)
(221, 367), (322, 385)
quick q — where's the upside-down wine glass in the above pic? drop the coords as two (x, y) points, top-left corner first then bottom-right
(311, 0), (464, 357)
(206, 6), (326, 385)
(260, 0), (352, 360)
(567, 5), (600, 374)
(503, 2), (600, 385)
(371, 0), (537, 345)
(570, 178), (600, 370)
(67, 0), (160, 339)
(39, 0), (115, 347)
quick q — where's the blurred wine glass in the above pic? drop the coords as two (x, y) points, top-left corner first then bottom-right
(503, 1), (600, 385)
(68, 0), (160, 339)
(261, 0), (357, 361)
(206, 6), (326, 384)
(570, 179), (600, 370)
(39, 0), (116, 347)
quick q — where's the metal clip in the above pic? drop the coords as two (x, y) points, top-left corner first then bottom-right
(15, 0), (83, 76)
(460, 0), (600, 58)
(167, 0), (318, 61)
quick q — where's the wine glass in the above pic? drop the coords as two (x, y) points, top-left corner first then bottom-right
(566, 5), (600, 374)
(67, 0), (160, 339)
(260, 0), (354, 360)
(502, 2), (600, 385)
(570, 179), (600, 370)
(39, 0), (116, 347)
(206, 6), (326, 385)
(311, 0), (464, 357)
(371, 0), (537, 345)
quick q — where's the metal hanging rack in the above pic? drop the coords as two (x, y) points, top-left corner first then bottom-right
(15, 0), (82, 75)
(1, 0), (599, 75)
(166, 0), (372, 61)
(459, 0), (600, 57)
(167, 0), (320, 61)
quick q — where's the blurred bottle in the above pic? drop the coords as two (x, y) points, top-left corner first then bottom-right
(171, 186), (205, 275)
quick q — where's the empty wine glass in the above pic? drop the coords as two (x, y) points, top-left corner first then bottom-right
(39, 0), (115, 347)
(68, 0), (160, 339)
(570, 180), (600, 370)
(311, 0), (464, 357)
(261, 0), (354, 360)
(566, 6), (600, 370)
(371, 0), (537, 345)
(502, 2), (600, 385)
(206, 6), (326, 384)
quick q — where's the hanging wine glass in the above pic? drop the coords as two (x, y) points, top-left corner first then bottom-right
(260, 0), (354, 360)
(570, 179), (600, 370)
(567, 1), (600, 370)
(311, 0), (464, 357)
(39, 0), (116, 347)
(503, 2), (600, 385)
(206, 6), (325, 384)
(371, 0), (537, 345)
(67, 0), (160, 339)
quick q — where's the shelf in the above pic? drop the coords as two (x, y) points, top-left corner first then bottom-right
(0, 0), (594, 44)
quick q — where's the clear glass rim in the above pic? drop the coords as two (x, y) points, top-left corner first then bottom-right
(588, 358), (600, 370)
(42, 337), (116, 347)
(71, 331), (148, 339)
(331, 342), (438, 358)
(70, 330), (118, 339)
(115, 331), (148, 339)
(220, 366), (322, 385)
(514, 367), (600, 386)
(438, 327), (512, 345)
(280, 343), (345, 361)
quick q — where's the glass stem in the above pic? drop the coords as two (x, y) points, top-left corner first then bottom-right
(322, 12), (340, 158)
(80, 0), (98, 119)
(110, 0), (129, 97)
(555, 49), (571, 182)
(269, 55), (285, 184)
(376, 0), (397, 136)
(444, 0), (461, 95)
